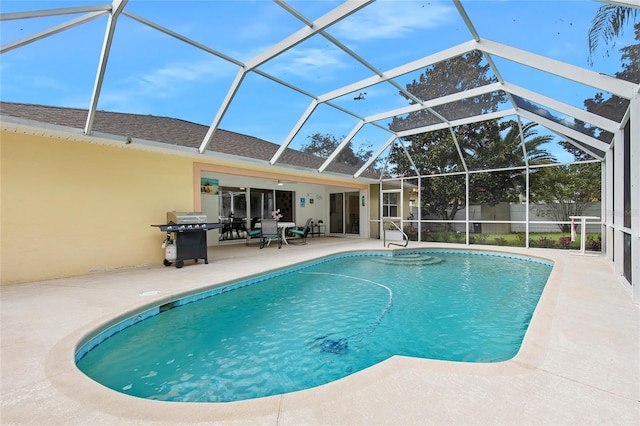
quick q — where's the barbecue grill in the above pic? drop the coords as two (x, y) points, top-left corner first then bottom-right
(152, 212), (221, 268)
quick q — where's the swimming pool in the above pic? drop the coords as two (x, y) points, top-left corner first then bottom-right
(76, 249), (553, 403)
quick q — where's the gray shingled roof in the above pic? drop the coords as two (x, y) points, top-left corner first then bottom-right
(0, 101), (375, 178)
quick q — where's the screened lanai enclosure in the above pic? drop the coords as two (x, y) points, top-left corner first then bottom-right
(1, 0), (638, 299)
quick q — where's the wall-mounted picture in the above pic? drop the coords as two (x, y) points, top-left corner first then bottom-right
(201, 177), (219, 194)
(300, 197), (305, 207)
(309, 198), (314, 204)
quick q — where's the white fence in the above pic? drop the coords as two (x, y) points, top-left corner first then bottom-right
(413, 202), (602, 234)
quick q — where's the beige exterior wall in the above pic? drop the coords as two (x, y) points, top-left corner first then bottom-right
(1, 131), (196, 284)
(1, 130), (370, 285)
(369, 184), (381, 239)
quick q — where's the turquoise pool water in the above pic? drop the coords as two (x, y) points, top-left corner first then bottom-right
(76, 250), (553, 403)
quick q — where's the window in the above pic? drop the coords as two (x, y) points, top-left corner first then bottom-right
(249, 188), (294, 221)
(382, 192), (400, 218)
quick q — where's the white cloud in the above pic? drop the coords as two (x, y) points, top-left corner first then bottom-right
(101, 57), (237, 106)
(260, 47), (349, 79)
(332, 1), (456, 41)
(30, 75), (67, 91)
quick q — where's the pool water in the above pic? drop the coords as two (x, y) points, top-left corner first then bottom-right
(76, 250), (552, 403)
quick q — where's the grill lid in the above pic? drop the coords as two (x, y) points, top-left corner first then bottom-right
(167, 211), (207, 224)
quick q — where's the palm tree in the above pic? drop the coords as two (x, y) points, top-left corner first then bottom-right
(466, 121), (555, 205)
(490, 121), (555, 204)
(588, 3), (638, 66)
(505, 121), (556, 166)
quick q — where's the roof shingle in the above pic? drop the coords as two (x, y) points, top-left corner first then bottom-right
(1, 101), (374, 177)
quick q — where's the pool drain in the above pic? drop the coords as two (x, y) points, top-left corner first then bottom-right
(302, 271), (393, 356)
(314, 336), (349, 355)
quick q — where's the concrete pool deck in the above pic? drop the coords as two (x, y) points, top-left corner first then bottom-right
(1, 239), (638, 425)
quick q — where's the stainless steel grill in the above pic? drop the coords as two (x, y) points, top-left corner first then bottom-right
(167, 211), (207, 224)
(152, 212), (221, 268)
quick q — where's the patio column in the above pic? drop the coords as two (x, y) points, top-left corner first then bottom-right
(613, 126), (625, 278)
(604, 142), (614, 263)
(630, 93), (639, 303)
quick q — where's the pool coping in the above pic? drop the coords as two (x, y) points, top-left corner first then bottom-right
(3, 240), (638, 425)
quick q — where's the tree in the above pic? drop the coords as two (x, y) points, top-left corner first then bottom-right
(583, 23), (640, 126)
(389, 50), (508, 227)
(531, 22), (640, 232)
(588, 4), (638, 66)
(531, 162), (601, 232)
(532, 22), (640, 232)
(300, 132), (373, 167)
(389, 51), (557, 227)
(391, 119), (556, 227)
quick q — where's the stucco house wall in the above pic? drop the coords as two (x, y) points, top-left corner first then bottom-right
(1, 102), (378, 284)
(1, 131), (197, 284)
(1, 128), (370, 285)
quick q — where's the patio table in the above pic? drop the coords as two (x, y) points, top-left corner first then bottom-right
(255, 221), (297, 245)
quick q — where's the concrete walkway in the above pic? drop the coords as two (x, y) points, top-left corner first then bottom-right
(1, 239), (638, 425)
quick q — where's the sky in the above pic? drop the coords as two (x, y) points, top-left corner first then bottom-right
(0, 0), (637, 166)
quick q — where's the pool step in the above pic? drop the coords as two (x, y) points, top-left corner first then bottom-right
(374, 255), (443, 266)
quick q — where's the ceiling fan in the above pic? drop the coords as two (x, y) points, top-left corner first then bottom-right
(273, 179), (298, 186)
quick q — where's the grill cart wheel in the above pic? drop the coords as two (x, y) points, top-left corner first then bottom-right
(163, 259), (172, 267)
(175, 260), (184, 268)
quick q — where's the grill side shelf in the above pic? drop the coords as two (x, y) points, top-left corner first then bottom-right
(151, 223), (221, 232)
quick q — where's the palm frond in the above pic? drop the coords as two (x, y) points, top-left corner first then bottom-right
(588, 5), (638, 66)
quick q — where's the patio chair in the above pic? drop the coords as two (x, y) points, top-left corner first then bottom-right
(245, 218), (262, 247)
(259, 219), (282, 249)
(288, 218), (312, 245)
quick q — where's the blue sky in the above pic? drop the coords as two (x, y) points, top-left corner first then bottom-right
(1, 0), (636, 163)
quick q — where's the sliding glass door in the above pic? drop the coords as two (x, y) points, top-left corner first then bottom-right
(249, 188), (294, 222)
(329, 191), (360, 235)
(330, 193), (344, 234)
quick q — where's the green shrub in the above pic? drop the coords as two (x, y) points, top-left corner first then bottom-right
(493, 237), (508, 246)
(532, 236), (556, 248)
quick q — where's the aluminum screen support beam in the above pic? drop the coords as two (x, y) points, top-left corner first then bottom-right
(354, 135), (397, 178)
(453, 0), (519, 117)
(199, 69), (246, 154)
(516, 117), (529, 168)
(364, 83), (502, 124)
(270, 100), (318, 165)
(198, 0), (371, 154)
(319, 120), (365, 173)
(0, 4), (109, 21)
(84, 0), (127, 136)
(503, 82), (620, 134)
(449, 127), (469, 173)
(476, 38), (638, 100)
(598, 0), (640, 7)
(453, 0), (480, 42)
(123, 11), (243, 67)
(245, 1), (371, 71)
(0, 9), (108, 54)
(316, 40), (477, 104)
(604, 141), (614, 263)
(517, 109), (609, 154)
(396, 109), (516, 138)
(397, 138), (421, 177)
(630, 92), (640, 300)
